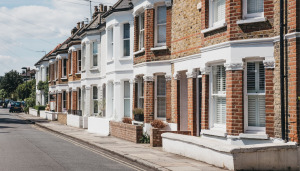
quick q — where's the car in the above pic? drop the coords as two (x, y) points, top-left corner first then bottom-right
(9, 102), (22, 113)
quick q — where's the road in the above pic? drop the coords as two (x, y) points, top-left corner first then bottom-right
(0, 108), (151, 171)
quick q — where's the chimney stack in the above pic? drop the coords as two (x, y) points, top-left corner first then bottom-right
(94, 6), (99, 13)
(81, 21), (84, 28)
(109, 6), (112, 10)
(104, 6), (107, 12)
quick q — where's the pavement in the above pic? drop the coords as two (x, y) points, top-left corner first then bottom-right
(17, 112), (227, 171)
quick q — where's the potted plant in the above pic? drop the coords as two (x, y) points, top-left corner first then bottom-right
(133, 108), (144, 121)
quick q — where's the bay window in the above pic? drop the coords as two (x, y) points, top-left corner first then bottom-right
(243, 0), (264, 19)
(78, 50), (81, 72)
(93, 86), (98, 115)
(211, 65), (226, 128)
(108, 28), (114, 60)
(155, 75), (166, 118)
(92, 42), (98, 67)
(246, 61), (265, 131)
(123, 23), (130, 57)
(209, 0), (226, 27)
(138, 13), (145, 50)
(124, 81), (130, 117)
(62, 58), (67, 77)
(155, 5), (167, 46)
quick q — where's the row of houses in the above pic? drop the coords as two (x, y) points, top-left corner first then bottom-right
(33, 0), (300, 170)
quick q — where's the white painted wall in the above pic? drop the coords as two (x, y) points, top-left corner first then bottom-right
(88, 117), (110, 136)
(67, 114), (83, 128)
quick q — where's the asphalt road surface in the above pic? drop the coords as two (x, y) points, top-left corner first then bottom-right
(0, 108), (151, 171)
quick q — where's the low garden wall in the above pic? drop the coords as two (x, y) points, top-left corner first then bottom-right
(29, 108), (38, 117)
(57, 113), (67, 125)
(110, 121), (143, 143)
(150, 128), (191, 147)
(88, 117), (110, 136)
(67, 114), (83, 128)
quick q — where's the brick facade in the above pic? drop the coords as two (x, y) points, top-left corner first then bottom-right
(150, 128), (191, 147)
(201, 74), (209, 130)
(226, 70), (243, 136)
(57, 93), (62, 112)
(187, 77), (197, 136)
(144, 80), (154, 123)
(265, 68), (275, 137)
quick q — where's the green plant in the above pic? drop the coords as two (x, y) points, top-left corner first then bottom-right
(151, 119), (166, 129)
(24, 106), (29, 114)
(122, 117), (132, 124)
(133, 108), (144, 115)
(25, 97), (35, 107)
(139, 133), (150, 144)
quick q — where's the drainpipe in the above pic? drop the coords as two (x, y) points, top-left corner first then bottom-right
(280, 0), (286, 141)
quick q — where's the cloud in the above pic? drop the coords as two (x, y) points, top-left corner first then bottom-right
(0, 0), (118, 75)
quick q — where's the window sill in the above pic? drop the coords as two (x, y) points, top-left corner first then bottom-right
(119, 57), (132, 61)
(201, 22), (227, 34)
(69, 74), (72, 76)
(239, 132), (269, 140)
(132, 120), (143, 126)
(237, 17), (267, 25)
(89, 68), (99, 72)
(201, 129), (227, 137)
(150, 46), (168, 51)
(81, 70), (86, 73)
(75, 72), (81, 75)
(107, 60), (114, 64)
(133, 48), (145, 56)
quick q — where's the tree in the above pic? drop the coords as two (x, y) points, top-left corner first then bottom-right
(0, 70), (23, 97)
(0, 89), (7, 101)
(16, 79), (36, 100)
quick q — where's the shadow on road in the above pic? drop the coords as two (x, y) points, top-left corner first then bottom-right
(0, 126), (14, 129)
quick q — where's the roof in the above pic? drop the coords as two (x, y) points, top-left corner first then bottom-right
(102, 0), (133, 18)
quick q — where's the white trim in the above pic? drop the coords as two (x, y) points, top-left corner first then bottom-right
(154, 74), (167, 120)
(151, 46), (168, 51)
(201, 22), (227, 34)
(133, 48), (145, 55)
(237, 17), (267, 25)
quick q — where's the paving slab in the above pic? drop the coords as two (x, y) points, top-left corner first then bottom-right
(17, 113), (227, 171)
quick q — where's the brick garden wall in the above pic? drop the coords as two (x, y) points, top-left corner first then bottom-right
(110, 121), (143, 143)
(57, 113), (67, 125)
(150, 128), (191, 147)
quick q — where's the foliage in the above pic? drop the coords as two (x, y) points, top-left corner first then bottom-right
(16, 80), (35, 100)
(133, 108), (144, 115)
(139, 133), (150, 144)
(34, 105), (46, 111)
(25, 97), (35, 107)
(151, 120), (167, 129)
(122, 117), (132, 124)
(0, 70), (23, 97)
(24, 106), (29, 114)
(0, 89), (7, 101)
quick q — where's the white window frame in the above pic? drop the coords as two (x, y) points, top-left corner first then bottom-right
(82, 44), (86, 71)
(108, 27), (114, 61)
(124, 81), (131, 118)
(243, 0), (264, 19)
(209, 63), (226, 131)
(209, 0), (226, 28)
(92, 42), (98, 67)
(77, 50), (82, 72)
(62, 58), (67, 77)
(137, 77), (144, 108)
(138, 13), (145, 51)
(123, 23), (131, 57)
(244, 60), (266, 132)
(155, 75), (166, 120)
(155, 4), (167, 47)
(92, 86), (98, 115)
(70, 52), (73, 75)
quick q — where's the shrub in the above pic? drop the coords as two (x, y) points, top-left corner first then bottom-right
(34, 105), (46, 111)
(151, 119), (166, 129)
(139, 133), (150, 144)
(25, 97), (35, 107)
(133, 108), (144, 115)
(122, 117), (132, 124)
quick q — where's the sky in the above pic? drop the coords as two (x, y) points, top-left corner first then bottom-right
(0, 0), (117, 76)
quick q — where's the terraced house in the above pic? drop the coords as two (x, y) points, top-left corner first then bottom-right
(33, 0), (300, 170)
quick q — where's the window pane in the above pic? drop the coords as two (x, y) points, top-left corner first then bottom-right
(94, 100), (98, 113)
(247, 0), (264, 14)
(214, 0), (225, 23)
(124, 40), (130, 56)
(157, 6), (167, 24)
(215, 97), (226, 124)
(247, 62), (256, 92)
(141, 13), (144, 29)
(248, 95), (265, 127)
(123, 23), (130, 39)
(157, 75), (166, 96)
(157, 97), (166, 117)
(213, 65), (226, 94)
(93, 55), (98, 66)
(158, 25), (166, 44)
(93, 42), (98, 54)
(93, 86), (98, 99)
(124, 81), (130, 98)
(124, 99), (130, 117)
(259, 62), (265, 91)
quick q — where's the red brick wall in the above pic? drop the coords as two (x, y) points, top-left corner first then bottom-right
(265, 68), (275, 137)
(150, 128), (191, 147)
(57, 93), (62, 113)
(201, 75), (209, 130)
(226, 70), (244, 136)
(110, 121), (143, 143)
(166, 79), (172, 122)
(72, 91), (77, 111)
(187, 77), (197, 136)
(144, 80), (154, 123)
(171, 78), (179, 128)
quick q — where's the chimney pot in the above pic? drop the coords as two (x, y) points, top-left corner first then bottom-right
(77, 22), (80, 29)
(81, 21), (84, 28)
(94, 6), (98, 12)
(99, 4), (104, 12)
